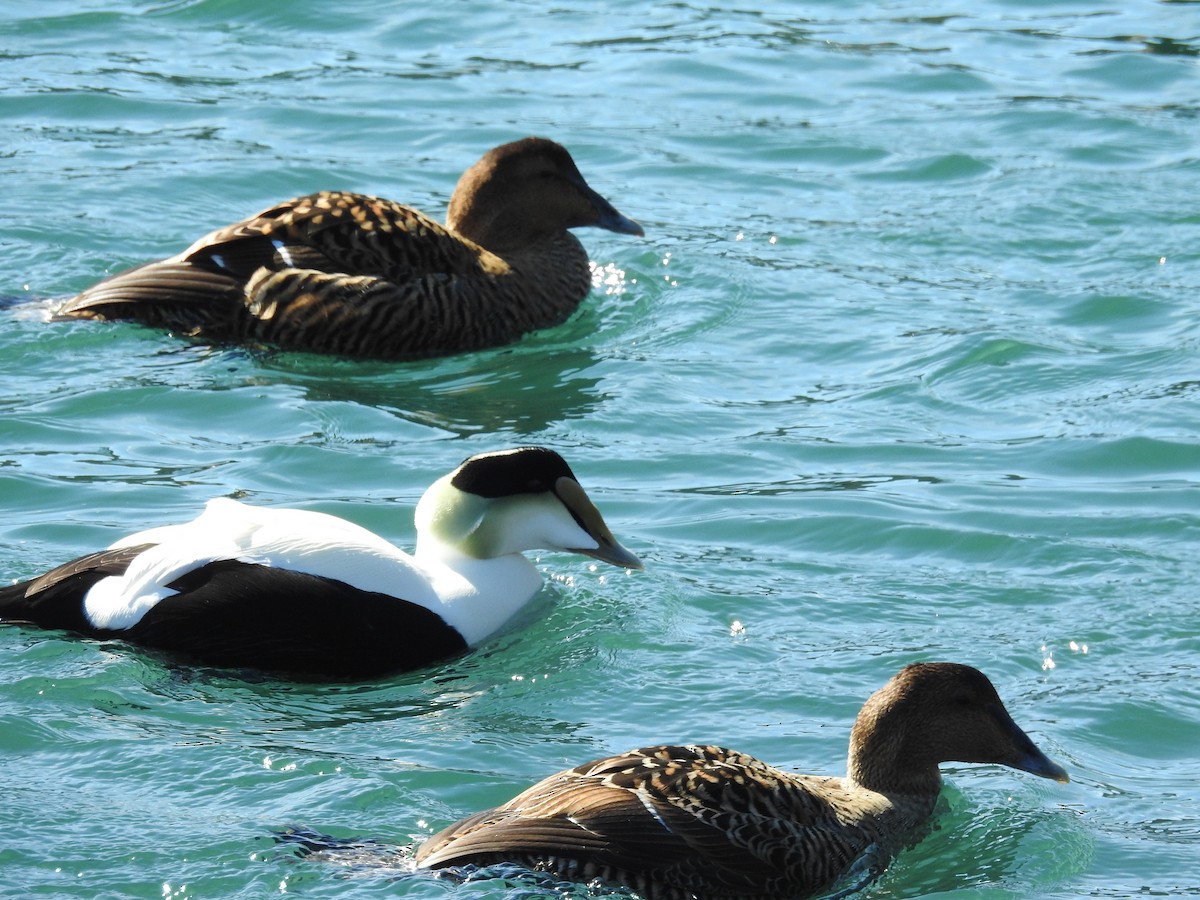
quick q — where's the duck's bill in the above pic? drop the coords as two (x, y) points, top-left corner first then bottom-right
(577, 538), (644, 571)
(595, 207), (644, 237)
(585, 186), (644, 237)
(555, 476), (644, 570)
(1015, 747), (1070, 784)
(991, 701), (1070, 783)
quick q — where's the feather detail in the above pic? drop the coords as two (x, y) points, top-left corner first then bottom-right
(0, 447), (640, 679)
(56, 139), (642, 358)
(416, 665), (1068, 899)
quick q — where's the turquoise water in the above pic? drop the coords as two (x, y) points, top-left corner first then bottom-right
(2, 1), (1198, 897)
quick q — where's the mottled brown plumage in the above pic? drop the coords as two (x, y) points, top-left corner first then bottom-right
(415, 663), (1069, 900)
(55, 137), (643, 359)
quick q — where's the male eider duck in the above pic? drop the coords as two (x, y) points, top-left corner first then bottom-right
(416, 662), (1069, 899)
(54, 137), (643, 359)
(0, 447), (641, 679)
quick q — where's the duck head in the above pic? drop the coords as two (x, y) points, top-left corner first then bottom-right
(446, 137), (643, 255)
(414, 446), (642, 570)
(847, 662), (1069, 795)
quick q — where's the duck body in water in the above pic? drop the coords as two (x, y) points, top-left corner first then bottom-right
(55, 138), (643, 359)
(0, 447), (641, 679)
(415, 663), (1069, 899)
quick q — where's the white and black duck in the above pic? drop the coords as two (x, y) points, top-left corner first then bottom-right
(415, 662), (1069, 899)
(0, 447), (641, 678)
(55, 137), (643, 359)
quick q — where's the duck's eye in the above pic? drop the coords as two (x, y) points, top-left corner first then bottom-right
(952, 693), (974, 707)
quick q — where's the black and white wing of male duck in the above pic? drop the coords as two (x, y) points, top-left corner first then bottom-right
(416, 663), (1069, 900)
(0, 447), (641, 679)
(55, 137), (644, 359)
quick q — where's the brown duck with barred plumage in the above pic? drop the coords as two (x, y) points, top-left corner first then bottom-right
(55, 138), (643, 359)
(415, 663), (1069, 900)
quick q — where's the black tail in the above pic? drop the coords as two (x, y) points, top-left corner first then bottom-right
(0, 545), (151, 634)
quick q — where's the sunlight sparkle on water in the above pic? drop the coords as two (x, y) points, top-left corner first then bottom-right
(1040, 643), (1055, 671)
(589, 260), (633, 294)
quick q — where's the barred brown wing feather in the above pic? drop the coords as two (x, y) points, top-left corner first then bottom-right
(631, 747), (880, 891)
(55, 261), (244, 331)
(416, 745), (819, 896)
(189, 192), (494, 282)
(239, 268), (493, 358)
(417, 777), (702, 871)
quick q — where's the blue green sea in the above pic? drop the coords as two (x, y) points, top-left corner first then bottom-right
(2, 1), (1198, 897)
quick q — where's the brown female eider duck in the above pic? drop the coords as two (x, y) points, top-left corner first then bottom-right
(415, 662), (1069, 898)
(0, 447), (641, 679)
(54, 138), (643, 359)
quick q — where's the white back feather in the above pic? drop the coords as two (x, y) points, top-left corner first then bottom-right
(86, 499), (439, 630)
(82, 497), (552, 644)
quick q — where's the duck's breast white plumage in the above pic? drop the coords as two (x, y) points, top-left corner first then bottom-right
(84, 498), (440, 630)
(419, 553), (543, 646)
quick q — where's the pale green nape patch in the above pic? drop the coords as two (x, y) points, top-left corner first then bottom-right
(413, 473), (489, 557)
(415, 474), (591, 561)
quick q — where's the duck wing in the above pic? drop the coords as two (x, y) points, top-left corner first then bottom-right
(0, 545), (152, 633)
(417, 744), (870, 898)
(1, 547), (468, 678)
(122, 559), (468, 677)
(178, 192), (488, 281)
(56, 192), (491, 338)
